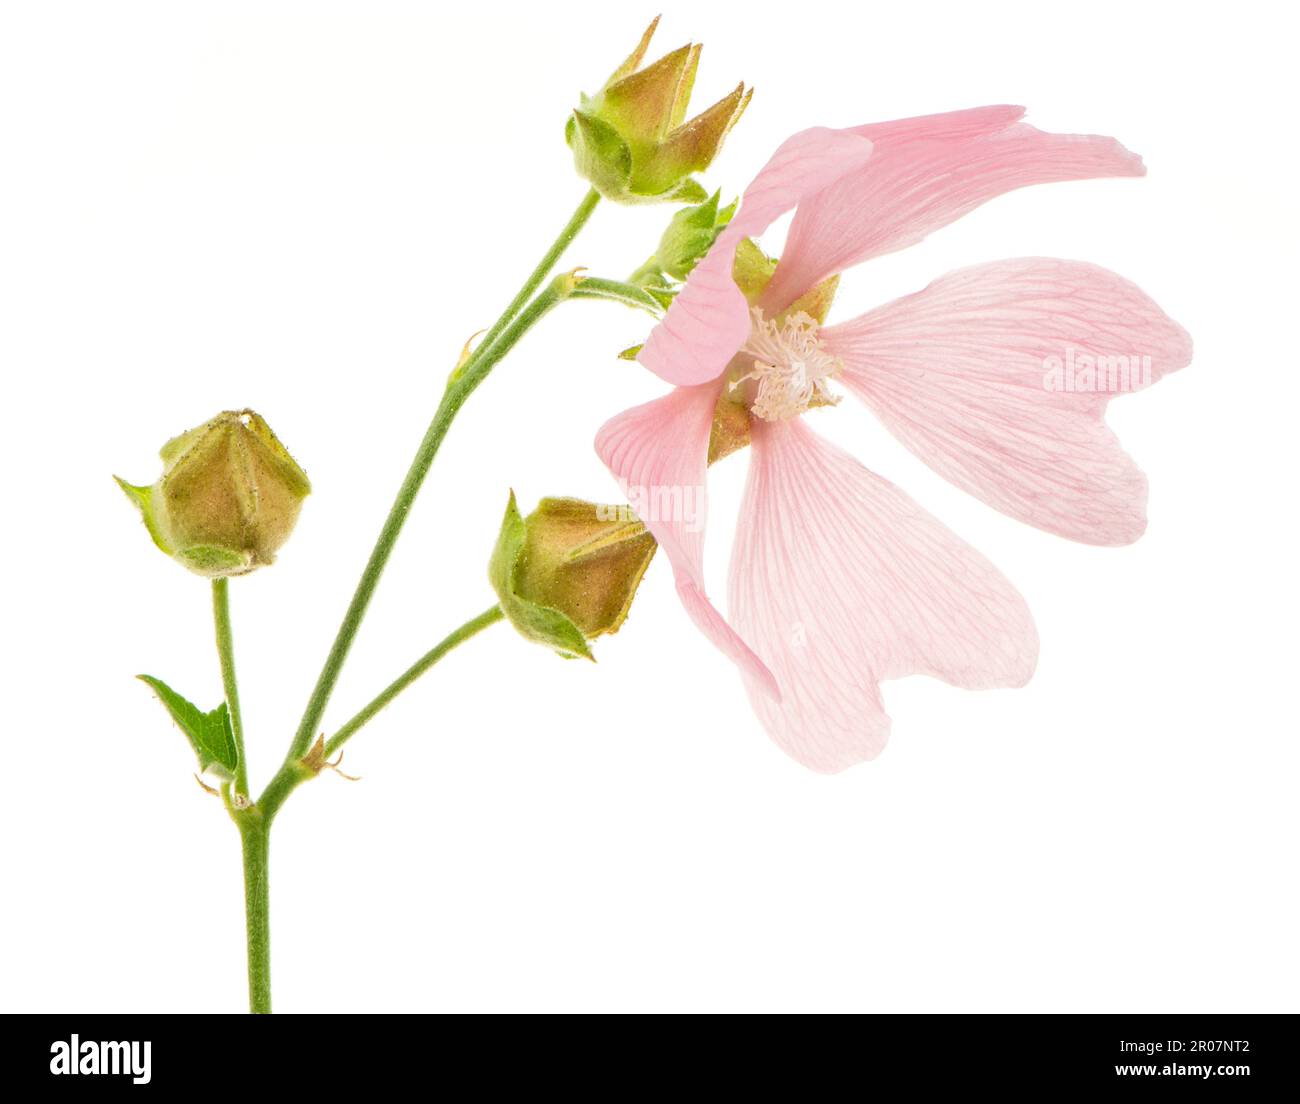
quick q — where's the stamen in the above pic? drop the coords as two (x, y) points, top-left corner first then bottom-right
(732, 309), (843, 422)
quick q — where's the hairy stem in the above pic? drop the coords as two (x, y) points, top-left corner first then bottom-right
(283, 275), (577, 772)
(467, 187), (600, 371)
(570, 276), (665, 316)
(239, 812), (271, 1013)
(235, 190), (599, 1015)
(324, 605), (504, 758)
(212, 577), (249, 798)
(285, 193), (599, 766)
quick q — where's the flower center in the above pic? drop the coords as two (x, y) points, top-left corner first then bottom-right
(731, 309), (842, 422)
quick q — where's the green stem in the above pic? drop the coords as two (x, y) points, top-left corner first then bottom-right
(238, 189), (599, 1015)
(239, 812), (271, 1014)
(466, 188), (600, 371)
(570, 276), (665, 317)
(266, 270), (581, 815)
(212, 577), (249, 798)
(626, 256), (662, 286)
(284, 196), (597, 768)
(324, 605), (504, 758)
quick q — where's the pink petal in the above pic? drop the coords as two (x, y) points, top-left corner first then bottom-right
(729, 418), (1038, 774)
(822, 259), (1193, 545)
(638, 126), (874, 387)
(851, 104), (1028, 144)
(763, 114), (1145, 311)
(594, 384), (779, 698)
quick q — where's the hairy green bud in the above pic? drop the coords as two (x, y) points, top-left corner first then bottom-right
(116, 409), (310, 577)
(566, 17), (751, 204)
(489, 492), (657, 659)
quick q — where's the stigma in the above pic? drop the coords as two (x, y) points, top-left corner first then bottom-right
(732, 309), (843, 422)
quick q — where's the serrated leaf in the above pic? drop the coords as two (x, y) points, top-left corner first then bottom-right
(138, 675), (238, 780)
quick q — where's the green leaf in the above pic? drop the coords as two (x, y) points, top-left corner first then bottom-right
(137, 675), (239, 779)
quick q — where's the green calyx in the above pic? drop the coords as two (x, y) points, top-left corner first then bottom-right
(566, 17), (751, 204)
(116, 409), (311, 578)
(489, 491), (657, 660)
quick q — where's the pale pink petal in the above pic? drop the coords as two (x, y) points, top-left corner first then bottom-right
(763, 116), (1145, 311)
(822, 259), (1193, 545)
(638, 126), (874, 387)
(729, 418), (1038, 773)
(594, 384), (778, 697)
(851, 104), (1027, 144)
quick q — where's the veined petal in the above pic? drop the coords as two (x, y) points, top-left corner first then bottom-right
(763, 113), (1144, 311)
(823, 259), (1193, 545)
(638, 126), (874, 387)
(729, 418), (1038, 774)
(595, 384), (778, 697)
(851, 104), (1028, 144)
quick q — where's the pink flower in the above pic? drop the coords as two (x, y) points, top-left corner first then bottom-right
(596, 107), (1192, 773)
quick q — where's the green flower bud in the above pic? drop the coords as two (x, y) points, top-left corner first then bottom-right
(653, 190), (737, 280)
(566, 17), (751, 204)
(489, 492), (657, 660)
(116, 409), (310, 577)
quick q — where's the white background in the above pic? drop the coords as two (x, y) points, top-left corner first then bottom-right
(2, 0), (1296, 1013)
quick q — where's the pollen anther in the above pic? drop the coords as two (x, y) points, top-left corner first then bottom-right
(733, 309), (843, 422)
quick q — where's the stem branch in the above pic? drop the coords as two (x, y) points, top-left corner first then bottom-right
(570, 276), (666, 316)
(236, 189), (600, 1015)
(324, 605), (504, 758)
(283, 194), (597, 767)
(283, 273), (576, 771)
(466, 187), (600, 370)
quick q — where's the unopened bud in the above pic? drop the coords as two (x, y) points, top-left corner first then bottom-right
(489, 492), (657, 659)
(566, 17), (751, 204)
(653, 190), (737, 280)
(116, 409), (310, 577)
